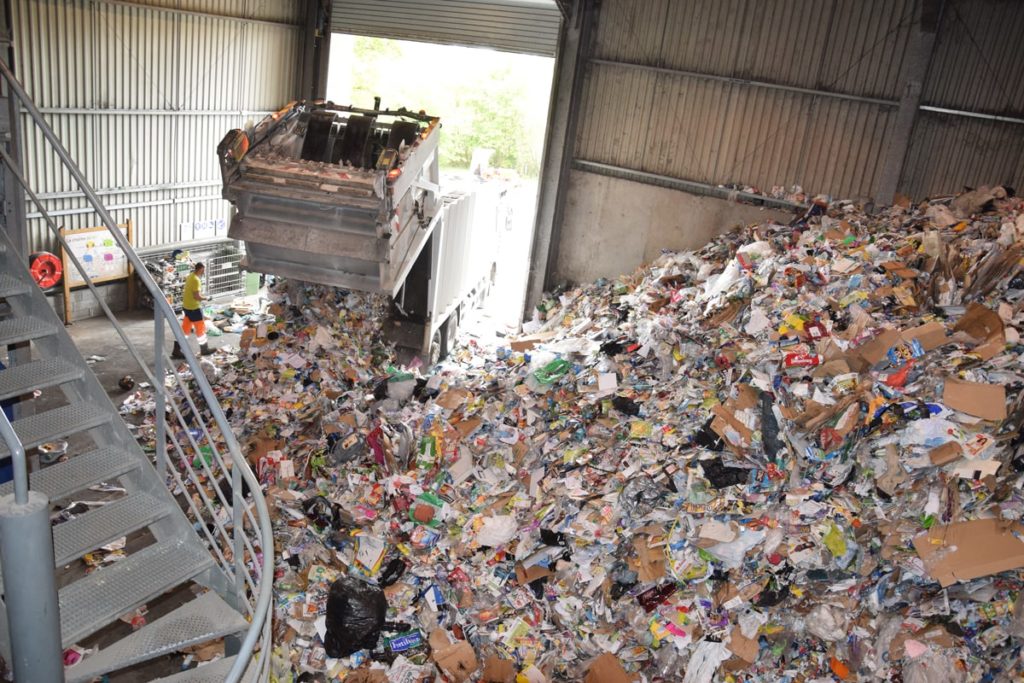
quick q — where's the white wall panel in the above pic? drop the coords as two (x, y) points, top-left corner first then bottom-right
(12, 0), (302, 253)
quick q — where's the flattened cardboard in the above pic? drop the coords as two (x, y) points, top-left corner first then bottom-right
(633, 536), (666, 582)
(710, 405), (753, 451)
(482, 656), (517, 683)
(954, 303), (1005, 344)
(929, 441), (963, 466)
(943, 378), (1007, 421)
(727, 628), (760, 663)
(436, 388), (473, 410)
(901, 321), (948, 351)
(344, 671), (388, 683)
(912, 518), (1024, 587)
(429, 629), (479, 682)
(245, 436), (285, 469)
(584, 654), (630, 683)
(856, 328), (902, 366)
(515, 562), (552, 585)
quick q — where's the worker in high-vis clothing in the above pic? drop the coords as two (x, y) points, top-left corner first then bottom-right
(172, 262), (213, 358)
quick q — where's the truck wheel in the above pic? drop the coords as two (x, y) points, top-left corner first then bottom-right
(429, 329), (444, 366)
(444, 306), (460, 353)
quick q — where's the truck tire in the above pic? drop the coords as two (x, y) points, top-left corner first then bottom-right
(429, 329), (444, 366)
(443, 306), (460, 354)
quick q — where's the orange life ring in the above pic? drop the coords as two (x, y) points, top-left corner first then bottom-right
(29, 251), (62, 288)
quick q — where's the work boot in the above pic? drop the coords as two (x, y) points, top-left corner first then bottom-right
(200, 343), (214, 356)
(171, 342), (185, 359)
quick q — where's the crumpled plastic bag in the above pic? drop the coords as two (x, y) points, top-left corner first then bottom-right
(902, 651), (965, 683)
(682, 639), (731, 683)
(805, 603), (849, 642)
(476, 515), (518, 547)
(323, 576), (386, 658)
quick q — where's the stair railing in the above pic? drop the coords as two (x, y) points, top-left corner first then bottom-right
(0, 58), (273, 682)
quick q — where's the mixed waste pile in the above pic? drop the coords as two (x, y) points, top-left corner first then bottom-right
(140, 186), (1024, 681)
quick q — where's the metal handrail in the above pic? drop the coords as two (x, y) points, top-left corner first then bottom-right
(0, 58), (274, 681)
(0, 411), (26, 505)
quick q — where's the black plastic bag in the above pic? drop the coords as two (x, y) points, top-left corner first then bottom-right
(701, 457), (749, 489)
(302, 495), (337, 529)
(323, 576), (387, 658)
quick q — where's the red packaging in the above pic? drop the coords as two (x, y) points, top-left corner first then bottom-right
(784, 352), (822, 368)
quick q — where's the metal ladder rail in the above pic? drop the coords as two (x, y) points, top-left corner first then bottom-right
(0, 59), (273, 683)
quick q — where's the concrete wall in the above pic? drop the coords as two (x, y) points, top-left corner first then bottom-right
(553, 169), (792, 284)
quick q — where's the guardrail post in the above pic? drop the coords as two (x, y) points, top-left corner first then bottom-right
(225, 461), (245, 657)
(154, 309), (167, 476)
(0, 490), (64, 682)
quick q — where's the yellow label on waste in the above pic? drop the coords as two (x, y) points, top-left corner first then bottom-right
(824, 523), (847, 557)
(784, 313), (806, 331)
(630, 421), (653, 439)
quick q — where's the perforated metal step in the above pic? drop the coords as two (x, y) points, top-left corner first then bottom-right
(66, 592), (248, 683)
(53, 492), (170, 567)
(0, 446), (138, 501)
(0, 357), (83, 401)
(0, 272), (28, 299)
(59, 538), (214, 647)
(0, 401), (112, 457)
(0, 314), (54, 347)
(151, 653), (255, 683)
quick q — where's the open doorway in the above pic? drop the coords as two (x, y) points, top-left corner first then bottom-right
(326, 35), (555, 335)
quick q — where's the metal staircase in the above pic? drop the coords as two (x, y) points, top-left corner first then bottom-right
(0, 51), (271, 683)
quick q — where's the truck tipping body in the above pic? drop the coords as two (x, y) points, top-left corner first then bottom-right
(218, 101), (442, 296)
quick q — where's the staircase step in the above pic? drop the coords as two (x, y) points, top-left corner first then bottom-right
(0, 272), (28, 299)
(59, 538), (214, 647)
(0, 445), (138, 501)
(0, 357), (83, 401)
(150, 654), (254, 683)
(66, 592), (248, 683)
(0, 314), (55, 347)
(53, 492), (170, 567)
(0, 401), (112, 457)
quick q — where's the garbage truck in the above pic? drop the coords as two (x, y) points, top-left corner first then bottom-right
(217, 100), (500, 361)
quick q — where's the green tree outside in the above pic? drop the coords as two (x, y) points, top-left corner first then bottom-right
(328, 35), (552, 178)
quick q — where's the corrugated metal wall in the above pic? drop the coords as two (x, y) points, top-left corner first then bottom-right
(572, 0), (1024, 201)
(12, 0), (303, 253)
(330, 0), (561, 57)
(903, 0), (1024, 197)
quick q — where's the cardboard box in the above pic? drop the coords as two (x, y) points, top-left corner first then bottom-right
(912, 518), (1024, 587)
(942, 378), (1007, 421)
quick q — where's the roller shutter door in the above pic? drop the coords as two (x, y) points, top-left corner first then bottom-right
(330, 0), (561, 57)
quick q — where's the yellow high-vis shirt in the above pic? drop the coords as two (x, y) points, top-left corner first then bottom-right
(182, 272), (202, 310)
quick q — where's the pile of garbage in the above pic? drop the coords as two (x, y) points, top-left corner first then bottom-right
(164, 186), (1024, 681)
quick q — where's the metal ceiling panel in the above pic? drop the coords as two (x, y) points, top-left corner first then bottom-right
(330, 0), (561, 56)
